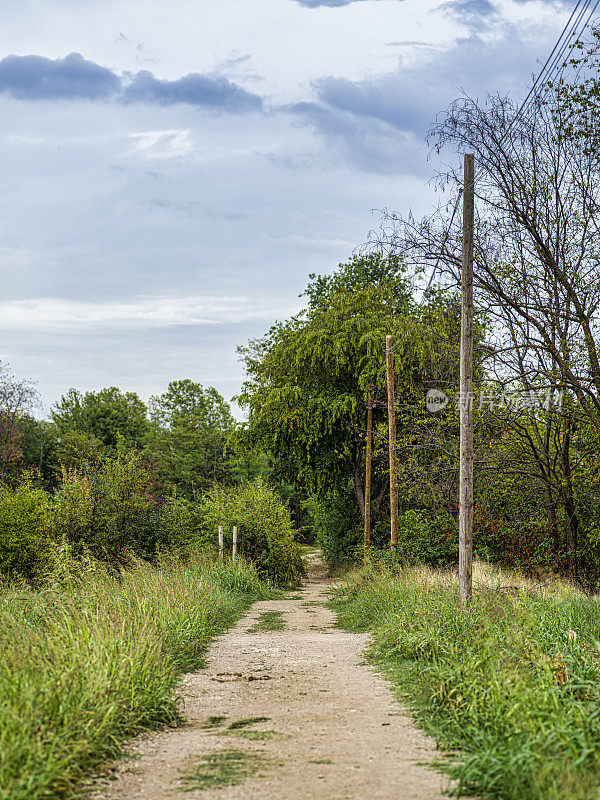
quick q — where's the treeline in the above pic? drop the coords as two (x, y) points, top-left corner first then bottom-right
(0, 375), (302, 586)
(235, 29), (600, 590)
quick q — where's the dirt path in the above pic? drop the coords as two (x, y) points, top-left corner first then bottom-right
(92, 556), (448, 800)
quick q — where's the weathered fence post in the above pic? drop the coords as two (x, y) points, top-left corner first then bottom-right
(218, 525), (224, 561)
(232, 526), (238, 560)
(386, 335), (399, 547)
(459, 153), (475, 610)
(364, 397), (373, 562)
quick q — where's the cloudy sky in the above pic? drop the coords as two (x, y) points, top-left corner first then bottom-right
(0, 0), (578, 416)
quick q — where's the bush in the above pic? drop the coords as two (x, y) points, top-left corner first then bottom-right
(0, 481), (52, 583)
(307, 486), (362, 571)
(152, 495), (211, 556)
(393, 509), (458, 567)
(200, 479), (304, 586)
(49, 453), (159, 563)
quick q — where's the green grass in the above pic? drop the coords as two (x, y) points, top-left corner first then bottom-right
(309, 758), (333, 764)
(226, 729), (278, 741)
(227, 716), (271, 730)
(333, 564), (600, 800)
(246, 610), (286, 632)
(200, 716), (228, 730)
(178, 749), (266, 791)
(200, 716), (278, 741)
(0, 557), (273, 800)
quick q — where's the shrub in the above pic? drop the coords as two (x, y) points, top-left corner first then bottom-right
(0, 480), (52, 583)
(394, 509), (458, 567)
(307, 486), (362, 571)
(152, 495), (212, 556)
(49, 453), (158, 563)
(200, 479), (304, 586)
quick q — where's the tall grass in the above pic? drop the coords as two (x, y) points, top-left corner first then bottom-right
(0, 557), (272, 800)
(334, 564), (600, 800)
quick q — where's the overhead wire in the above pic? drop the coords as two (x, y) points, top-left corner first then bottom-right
(416, 0), (600, 311)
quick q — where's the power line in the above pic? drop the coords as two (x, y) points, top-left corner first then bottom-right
(507, 0), (600, 137)
(422, 0), (600, 303)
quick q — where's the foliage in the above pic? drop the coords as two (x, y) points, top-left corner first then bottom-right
(334, 564), (600, 800)
(0, 556), (272, 800)
(15, 416), (58, 490)
(49, 452), (159, 562)
(51, 386), (149, 452)
(200, 479), (304, 586)
(0, 363), (39, 482)
(146, 380), (235, 498)
(307, 486), (362, 571)
(393, 509), (458, 567)
(0, 480), (52, 583)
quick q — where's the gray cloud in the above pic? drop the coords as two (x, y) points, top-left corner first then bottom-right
(289, 22), (563, 174)
(302, 28), (555, 141)
(121, 70), (263, 111)
(0, 53), (264, 112)
(440, 0), (498, 16)
(0, 52), (120, 100)
(290, 101), (426, 175)
(438, 0), (499, 30)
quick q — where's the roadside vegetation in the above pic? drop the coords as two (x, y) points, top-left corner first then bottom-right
(0, 556), (273, 800)
(334, 563), (600, 800)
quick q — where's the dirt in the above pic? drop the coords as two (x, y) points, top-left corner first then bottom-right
(91, 555), (449, 800)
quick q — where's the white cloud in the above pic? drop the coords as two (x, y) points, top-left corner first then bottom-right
(126, 129), (193, 159)
(0, 296), (303, 331)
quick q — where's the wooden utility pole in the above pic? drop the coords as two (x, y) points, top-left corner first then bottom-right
(218, 525), (224, 561)
(364, 397), (373, 562)
(232, 526), (238, 560)
(459, 153), (475, 609)
(386, 336), (399, 546)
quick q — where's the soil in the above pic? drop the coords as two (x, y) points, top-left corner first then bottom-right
(91, 555), (449, 800)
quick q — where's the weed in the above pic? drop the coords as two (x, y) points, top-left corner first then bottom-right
(228, 717), (270, 730)
(226, 730), (278, 741)
(179, 749), (265, 791)
(333, 564), (600, 800)
(309, 759), (333, 764)
(200, 716), (228, 729)
(0, 558), (273, 800)
(246, 611), (286, 633)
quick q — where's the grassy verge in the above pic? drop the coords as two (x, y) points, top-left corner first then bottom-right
(0, 557), (273, 800)
(333, 564), (600, 800)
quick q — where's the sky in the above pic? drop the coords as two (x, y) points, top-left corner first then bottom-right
(0, 0), (580, 417)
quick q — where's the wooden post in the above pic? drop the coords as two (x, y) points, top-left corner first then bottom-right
(386, 336), (399, 546)
(459, 153), (475, 610)
(364, 397), (373, 562)
(218, 525), (224, 561)
(232, 526), (238, 560)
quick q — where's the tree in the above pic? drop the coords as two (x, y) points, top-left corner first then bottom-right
(0, 364), (39, 483)
(51, 387), (149, 453)
(145, 380), (235, 497)
(372, 80), (600, 582)
(237, 254), (454, 525)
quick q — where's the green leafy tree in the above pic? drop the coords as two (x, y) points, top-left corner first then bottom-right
(146, 380), (235, 498)
(51, 387), (149, 453)
(237, 254), (449, 524)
